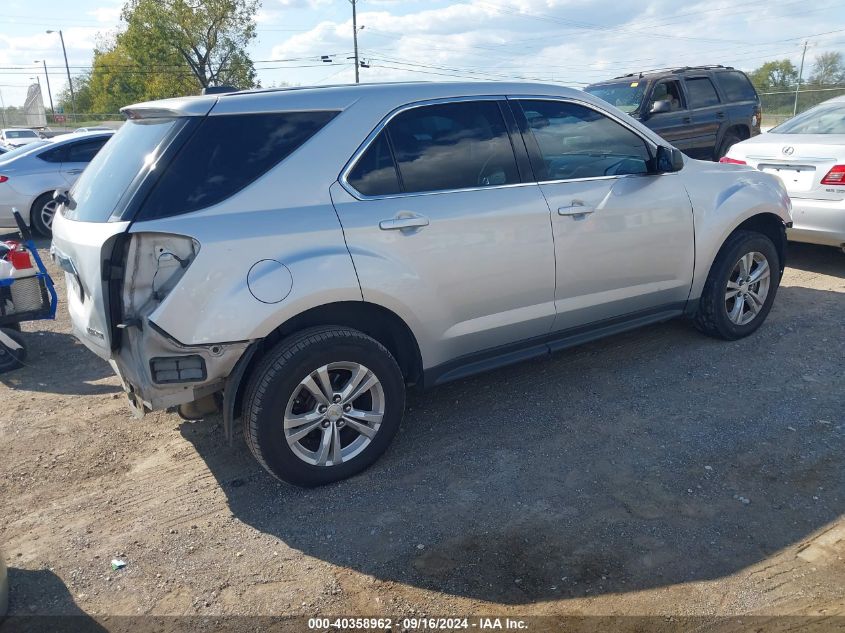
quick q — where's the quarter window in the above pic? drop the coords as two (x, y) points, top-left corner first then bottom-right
(385, 101), (519, 194)
(685, 77), (721, 108)
(137, 111), (338, 221)
(714, 71), (757, 102)
(518, 100), (651, 180)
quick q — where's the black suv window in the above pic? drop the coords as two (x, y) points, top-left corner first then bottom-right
(518, 100), (651, 180)
(347, 131), (401, 196)
(650, 80), (685, 111)
(685, 77), (721, 108)
(385, 101), (519, 194)
(138, 111), (337, 220)
(65, 138), (109, 163)
(715, 71), (757, 102)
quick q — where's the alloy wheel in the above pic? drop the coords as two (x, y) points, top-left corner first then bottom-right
(41, 199), (58, 229)
(283, 362), (385, 467)
(725, 251), (771, 326)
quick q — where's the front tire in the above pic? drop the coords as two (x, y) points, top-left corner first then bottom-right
(694, 230), (780, 340)
(243, 326), (405, 487)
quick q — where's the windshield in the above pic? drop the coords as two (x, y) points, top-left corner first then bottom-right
(0, 140), (50, 163)
(584, 81), (647, 113)
(65, 117), (183, 222)
(771, 102), (845, 134)
(5, 130), (38, 139)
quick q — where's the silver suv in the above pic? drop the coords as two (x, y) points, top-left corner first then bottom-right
(51, 82), (792, 486)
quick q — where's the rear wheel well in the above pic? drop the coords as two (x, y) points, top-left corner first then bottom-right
(729, 124), (751, 141)
(232, 302), (423, 420)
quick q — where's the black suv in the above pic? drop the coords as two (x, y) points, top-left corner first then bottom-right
(585, 66), (762, 161)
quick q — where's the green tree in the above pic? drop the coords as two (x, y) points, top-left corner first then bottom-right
(121, 0), (259, 90)
(809, 51), (845, 85)
(749, 59), (798, 92)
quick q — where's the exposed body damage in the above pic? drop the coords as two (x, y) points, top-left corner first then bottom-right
(114, 232), (250, 413)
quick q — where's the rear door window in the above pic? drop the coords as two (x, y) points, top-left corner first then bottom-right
(685, 77), (721, 108)
(346, 131), (401, 196)
(385, 101), (519, 194)
(137, 111), (338, 220)
(517, 100), (652, 180)
(714, 71), (757, 102)
(65, 138), (109, 163)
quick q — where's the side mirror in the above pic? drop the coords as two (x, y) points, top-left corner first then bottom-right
(649, 99), (671, 115)
(654, 146), (684, 173)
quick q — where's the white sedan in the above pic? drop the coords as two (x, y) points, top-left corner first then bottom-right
(722, 95), (845, 252)
(0, 128), (41, 150)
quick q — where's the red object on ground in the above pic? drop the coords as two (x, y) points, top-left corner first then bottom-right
(3, 242), (33, 270)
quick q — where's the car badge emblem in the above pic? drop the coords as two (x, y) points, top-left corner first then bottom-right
(782, 146), (795, 156)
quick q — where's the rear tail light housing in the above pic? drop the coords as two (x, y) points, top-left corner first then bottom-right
(0, 175), (8, 183)
(719, 157), (747, 165)
(820, 165), (845, 185)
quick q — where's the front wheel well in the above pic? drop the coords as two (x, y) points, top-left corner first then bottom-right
(231, 302), (423, 422)
(731, 213), (787, 273)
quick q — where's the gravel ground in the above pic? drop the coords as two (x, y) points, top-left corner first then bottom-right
(0, 241), (843, 630)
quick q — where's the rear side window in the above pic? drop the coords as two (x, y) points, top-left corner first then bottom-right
(385, 101), (519, 194)
(347, 132), (401, 196)
(715, 71), (757, 102)
(518, 100), (651, 180)
(38, 145), (67, 163)
(685, 77), (721, 108)
(65, 138), (109, 163)
(138, 111), (338, 220)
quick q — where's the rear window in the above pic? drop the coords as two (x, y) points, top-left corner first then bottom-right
(5, 130), (38, 139)
(65, 118), (181, 222)
(715, 71), (757, 102)
(685, 77), (721, 108)
(137, 111), (337, 220)
(771, 103), (845, 134)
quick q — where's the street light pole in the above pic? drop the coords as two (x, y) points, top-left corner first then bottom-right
(793, 40), (809, 117)
(46, 30), (76, 121)
(35, 60), (55, 117)
(351, 0), (360, 84)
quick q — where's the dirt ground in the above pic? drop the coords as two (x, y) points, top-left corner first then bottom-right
(1, 240), (844, 631)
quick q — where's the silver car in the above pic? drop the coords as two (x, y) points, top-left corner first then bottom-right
(0, 131), (113, 236)
(51, 82), (791, 486)
(723, 95), (845, 251)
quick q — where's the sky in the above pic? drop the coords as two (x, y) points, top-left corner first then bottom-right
(0, 0), (843, 111)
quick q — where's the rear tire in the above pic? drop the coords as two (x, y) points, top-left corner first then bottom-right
(30, 192), (58, 237)
(716, 131), (742, 160)
(243, 326), (405, 487)
(694, 230), (780, 340)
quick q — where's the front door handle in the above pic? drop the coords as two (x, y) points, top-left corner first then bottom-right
(379, 215), (430, 231)
(558, 200), (595, 217)
(682, 116), (692, 123)
(716, 112), (725, 119)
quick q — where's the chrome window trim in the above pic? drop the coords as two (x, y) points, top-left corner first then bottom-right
(339, 93), (671, 200)
(339, 95), (530, 201)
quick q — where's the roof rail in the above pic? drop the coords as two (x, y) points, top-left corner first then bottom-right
(612, 65), (734, 79)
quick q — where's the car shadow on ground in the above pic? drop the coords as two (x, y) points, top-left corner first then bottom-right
(787, 242), (844, 278)
(0, 330), (120, 396)
(181, 283), (844, 605)
(0, 568), (107, 633)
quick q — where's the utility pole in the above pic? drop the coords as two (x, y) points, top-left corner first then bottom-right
(351, 0), (360, 84)
(36, 59), (55, 117)
(47, 30), (76, 122)
(793, 40), (808, 117)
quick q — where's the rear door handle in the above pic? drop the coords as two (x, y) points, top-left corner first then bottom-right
(379, 215), (430, 231)
(65, 169), (84, 175)
(558, 201), (595, 217)
(716, 112), (725, 119)
(682, 117), (692, 123)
